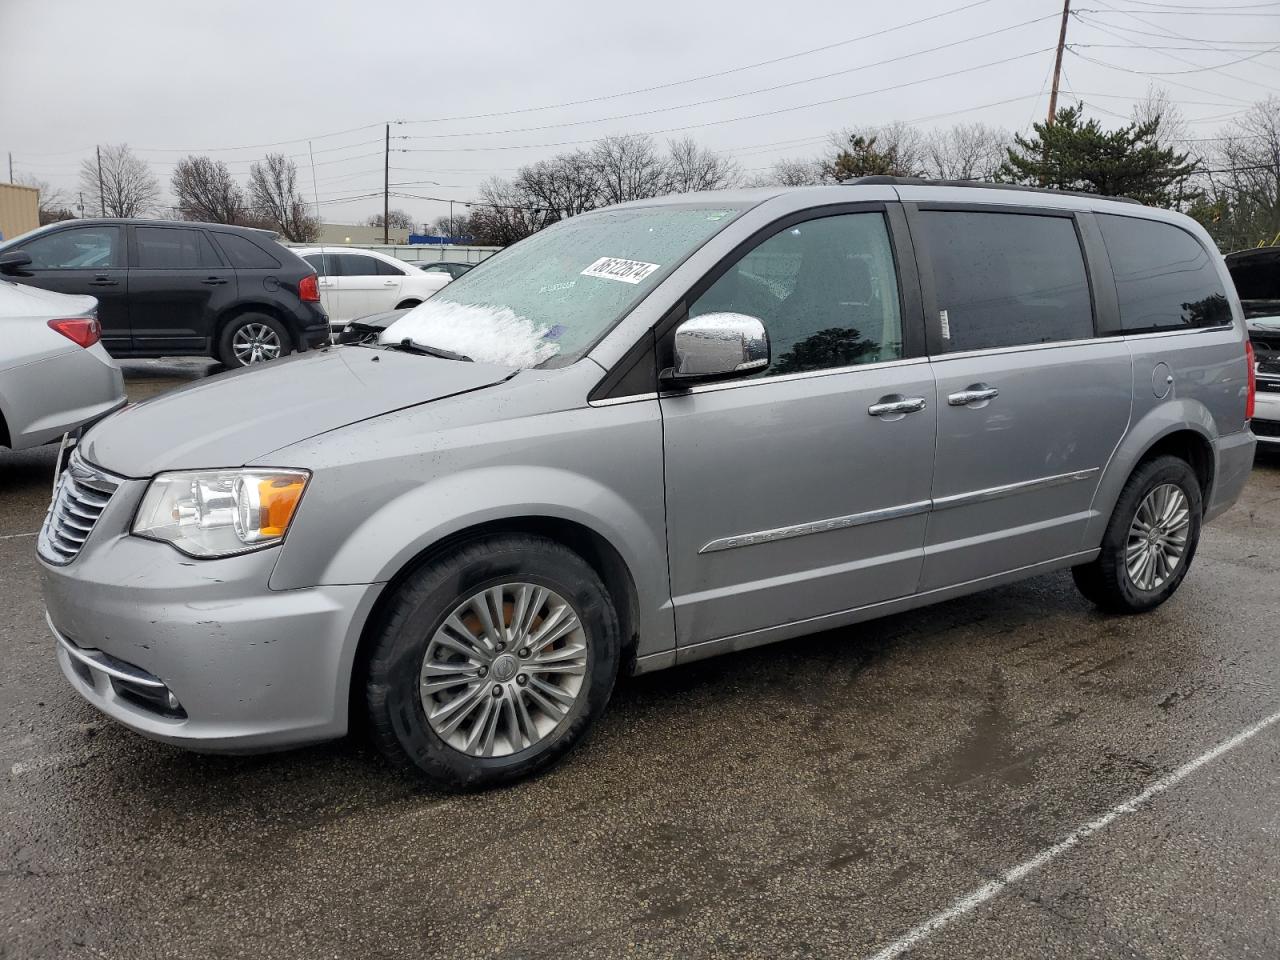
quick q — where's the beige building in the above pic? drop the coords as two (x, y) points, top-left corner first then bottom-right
(317, 222), (411, 245)
(0, 182), (40, 243)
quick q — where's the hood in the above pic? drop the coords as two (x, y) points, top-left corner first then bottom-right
(81, 346), (513, 477)
(0, 279), (96, 319)
(1247, 316), (1280, 335)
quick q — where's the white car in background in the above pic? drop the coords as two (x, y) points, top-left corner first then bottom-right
(0, 278), (125, 450)
(295, 247), (452, 333)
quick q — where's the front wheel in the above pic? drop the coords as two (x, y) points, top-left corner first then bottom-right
(218, 313), (291, 367)
(365, 534), (621, 789)
(1072, 455), (1202, 614)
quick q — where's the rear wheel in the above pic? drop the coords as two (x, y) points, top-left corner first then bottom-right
(1072, 455), (1202, 613)
(365, 534), (621, 789)
(217, 313), (291, 367)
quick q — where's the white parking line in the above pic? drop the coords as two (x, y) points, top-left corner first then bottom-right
(0, 531), (39, 540)
(865, 708), (1280, 960)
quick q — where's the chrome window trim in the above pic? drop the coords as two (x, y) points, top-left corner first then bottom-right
(658, 355), (930, 398)
(1121, 325), (1234, 341)
(698, 468), (1100, 554)
(588, 392), (660, 408)
(699, 500), (931, 554)
(929, 336), (1124, 363)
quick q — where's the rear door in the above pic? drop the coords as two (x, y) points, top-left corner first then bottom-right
(5, 224), (129, 352)
(331, 253), (399, 319)
(127, 225), (235, 353)
(661, 204), (936, 647)
(906, 204), (1132, 591)
(302, 251), (341, 324)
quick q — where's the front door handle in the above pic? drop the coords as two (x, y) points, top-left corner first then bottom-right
(201, 276), (228, 286)
(88, 276), (118, 287)
(947, 385), (1000, 406)
(868, 395), (927, 417)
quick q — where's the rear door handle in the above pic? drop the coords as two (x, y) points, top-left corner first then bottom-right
(947, 385), (1000, 406)
(88, 277), (118, 287)
(868, 395), (927, 417)
(201, 277), (228, 286)
(383, 279), (397, 286)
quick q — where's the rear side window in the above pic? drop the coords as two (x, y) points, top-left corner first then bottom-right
(212, 233), (282, 269)
(337, 254), (381, 277)
(375, 257), (406, 276)
(303, 253), (333, 275)
(1098, 215), (1230, 332)
(920, 211), (1093, 352)
(135, 227), (221, 269)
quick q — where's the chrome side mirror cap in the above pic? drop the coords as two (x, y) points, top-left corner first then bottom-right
(664, 312), (770, 385)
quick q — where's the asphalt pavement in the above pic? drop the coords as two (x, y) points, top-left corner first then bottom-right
(1, 360), (1278, 959)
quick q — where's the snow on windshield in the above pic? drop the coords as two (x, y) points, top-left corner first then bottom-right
(379, 300), (561, 368)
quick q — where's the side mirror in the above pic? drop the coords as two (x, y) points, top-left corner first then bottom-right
(664, 312), (770, 385)
(0, 251), (32, 275)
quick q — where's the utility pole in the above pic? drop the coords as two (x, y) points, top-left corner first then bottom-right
(448, 200), (454, 240)
(383, 123), (390, 245)
(96, 145), (106, 216)
(1047, 0), (1071, 127)
(6, 152), (11, 183)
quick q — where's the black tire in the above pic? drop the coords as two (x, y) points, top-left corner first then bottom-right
(1072, 455), (1203, 614)
(216, 312), (292, 368)
(365, 534), (621, 790)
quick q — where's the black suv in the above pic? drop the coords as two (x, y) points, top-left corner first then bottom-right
(0, 219), (329, 367)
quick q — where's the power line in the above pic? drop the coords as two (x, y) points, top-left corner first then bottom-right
(1067, 48), (1259, 103)
(399, 17), (1058, 140)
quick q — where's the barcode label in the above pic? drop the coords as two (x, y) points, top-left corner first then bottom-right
(581, 257), (661, 284)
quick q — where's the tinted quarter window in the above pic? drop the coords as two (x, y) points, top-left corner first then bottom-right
(689, 212), (904, 376)
(135, 227), (221, 269)
(212, 233), (282, 269)
(17, 226), (122, 269)
(1098, 214), (1230, 332)
(920, 211), (1093, 352)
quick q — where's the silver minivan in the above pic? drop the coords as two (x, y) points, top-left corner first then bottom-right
(39, 180), (1257, 788)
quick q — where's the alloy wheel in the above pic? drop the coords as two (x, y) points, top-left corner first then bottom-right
(1125, 483), (1190, 592)
(231, 323), (283, 365)
(419, 583), (589, 758)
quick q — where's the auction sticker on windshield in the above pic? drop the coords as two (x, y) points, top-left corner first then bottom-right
(581, 257), (661, 284)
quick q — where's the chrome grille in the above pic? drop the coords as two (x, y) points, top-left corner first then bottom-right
(38, 454), (121, 565)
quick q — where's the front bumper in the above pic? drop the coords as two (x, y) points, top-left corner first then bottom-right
(41, 520), (379, 753)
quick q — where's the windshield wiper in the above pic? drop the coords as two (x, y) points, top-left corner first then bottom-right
(385, 338), (473, 362)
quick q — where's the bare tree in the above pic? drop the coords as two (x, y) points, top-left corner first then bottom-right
(515, 151), (601, 221)
(923, 123), (1010, 181)
(825, 123), (927, 179)
(78, 143), (160, 218)
(248, 153), (319, 241)
(1196, 96), (1280, 249)
(666, 137), (741, 193)
(591, 134), (670, 205)
(366, 209), (414, 230)
(171, 155), (247, 223)
(749, 157), (825, 187)
(468, 177), (546, 246)
(1131, 86), (1189, 152)
(15, 175), (76, 224)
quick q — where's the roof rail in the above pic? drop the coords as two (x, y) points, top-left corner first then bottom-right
(849, 175), (1141, 205)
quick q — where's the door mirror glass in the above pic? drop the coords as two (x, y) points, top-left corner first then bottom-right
(666, 312), (769, 383)
(0, 251), (33, 275)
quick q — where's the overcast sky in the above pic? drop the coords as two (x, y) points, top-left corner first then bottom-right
(1, 0), (1276, 228)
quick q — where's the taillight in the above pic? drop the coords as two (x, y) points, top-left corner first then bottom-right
(1245, 340), (1256, 421)
(298, 273), (319, 302)
(48, 317), (101, 348)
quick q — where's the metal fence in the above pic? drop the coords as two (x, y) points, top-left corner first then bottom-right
(283, 241), (501, 266)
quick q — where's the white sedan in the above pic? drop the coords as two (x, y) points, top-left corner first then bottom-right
(296, 247), (452, 333)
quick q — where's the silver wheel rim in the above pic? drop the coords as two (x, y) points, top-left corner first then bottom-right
(1125, 483), (1190, 592)
(231, 323), (282, 365)
(420, 583), (588, 758)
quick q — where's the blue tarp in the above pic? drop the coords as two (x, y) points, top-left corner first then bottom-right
(408, 234), (473, 245)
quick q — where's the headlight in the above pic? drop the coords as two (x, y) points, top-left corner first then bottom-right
(132, 469), (310, 558)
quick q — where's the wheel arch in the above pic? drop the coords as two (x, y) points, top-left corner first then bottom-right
(345, 514), (644, 732)
(394, 298), (422, 310)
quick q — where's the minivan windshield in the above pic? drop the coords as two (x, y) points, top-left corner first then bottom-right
(380, 204), (741, 368)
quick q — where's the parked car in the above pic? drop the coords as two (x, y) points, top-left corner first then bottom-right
(419, 261), (473, 280)
(1225, 246), (1279, 447)
(296, 247), (450, 333)
(0, 280), (124, 450)
(40, 179), (1256, 789)
(336, 307), (410, 345)
(0, 219), (328, 368)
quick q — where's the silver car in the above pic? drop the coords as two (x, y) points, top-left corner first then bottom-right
(39, 181), (1256, 788)
(0, 279), (124, 450)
